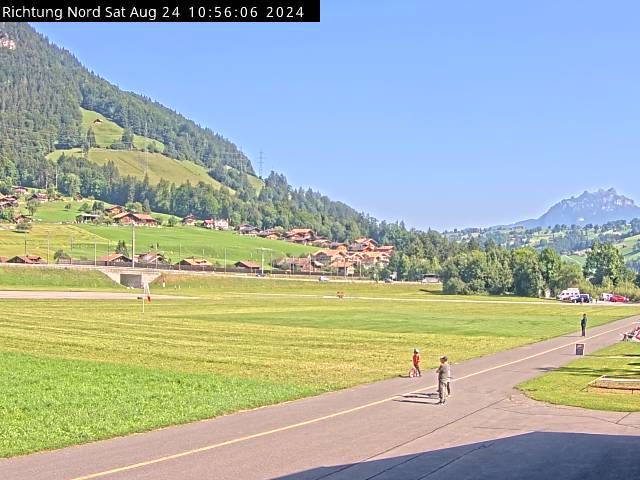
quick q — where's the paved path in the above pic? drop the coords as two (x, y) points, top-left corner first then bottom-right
(0, 290), (191, 300)
(2, 316), (640, 480)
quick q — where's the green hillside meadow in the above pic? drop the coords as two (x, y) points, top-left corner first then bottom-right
(0, 200), (315, 264)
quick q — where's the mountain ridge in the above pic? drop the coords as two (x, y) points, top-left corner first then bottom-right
(513, 188), (640, 228)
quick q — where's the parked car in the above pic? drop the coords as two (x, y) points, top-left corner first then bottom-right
(572, 294), (592, 303)
(318, 276), (329, 282)
(384, 278), (394, 284)
(557, 288), (580, 301)
(610, 294), (630, 303)
(601, 293), (613, 302)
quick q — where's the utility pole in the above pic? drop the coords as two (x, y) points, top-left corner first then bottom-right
(47, 232), (50, 264)
(258, 151), (264, 178)
(178, 242), (182, 271)
(94, 241), (97, 267)
(131, 223), (135, 268)
(224, 248), (227, 273)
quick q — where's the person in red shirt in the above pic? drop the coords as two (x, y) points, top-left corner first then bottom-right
(412, 348), (421, 377)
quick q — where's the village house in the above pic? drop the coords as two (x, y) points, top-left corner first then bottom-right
(375, 245), (395, 254)
(278, 257), (323, 273)
(310, 237), (331, 248)
(7, 255), (45, 264)
(312, 249), (347, 266)
(112, 212), (158, 226)
(234, 260), (261, 272)
(182, 214), (198, 226)
(75, 213), (100, 224)
(203, 218), (230, 230)
(105, 205), (125, 216)
(0, 34), (16, 50)
(136, 252), (168, 265)
(13, 186), (27, 195)
(329, 259), (355, 276)
(177, 257), (213, 267)
(238, 224), (259, 235)
(329, 242), (348, 251)
(257, 229), (283, 240)
(285, 228), (315, 244)
(99, 253), (132, 265)
(349, 238), (379, 252)
(0, 195), (19, 208)
(28, 192), (48, 203)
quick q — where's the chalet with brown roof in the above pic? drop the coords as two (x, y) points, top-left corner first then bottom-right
(13, 186), (27, 195)
(349, 238), (379, 252)
(258, 229), (282, 239)
(105, 205), (124, 216)
(312, 249), (347, 265)
(329, 259), (355, 276)
(285, 228), (315, 244)
(177, 257), (213, 267)
(234, 260), (260, 271)
(112, 212), (158, 226)
(278, 257), (323, 273)
(0, 195), (18, 208)
(238, 224), (259, 235)
(376, 245), (395, 254)
(99, 253), (131, 264)
(8, 255), (45, 264)
(310, 238), (331, 248)
(28, 192), (48, 203)
(330, 242), (348, 251)
(182, 214), (198, 226)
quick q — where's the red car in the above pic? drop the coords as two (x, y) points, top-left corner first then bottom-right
(610, 294), (630, 303)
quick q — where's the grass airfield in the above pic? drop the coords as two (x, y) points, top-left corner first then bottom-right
(1, 268), (638, 457)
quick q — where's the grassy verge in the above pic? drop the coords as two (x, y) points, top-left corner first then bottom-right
(518, 342), (640, 412)
(0, 266), (119, 291)
(0, 351), (311, 457)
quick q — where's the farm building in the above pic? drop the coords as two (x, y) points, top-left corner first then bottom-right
(7, 255), (45, 264)
(234, 260), (260, 272)
(28, 192), (48, 203)
(182, 214), (198, 226)
(112, 212), (158, 226)
(177, 258), (213, 267)
(136, 252), (168, 264)
(105, 205), (125, 216)
(99, 253), (132, 265)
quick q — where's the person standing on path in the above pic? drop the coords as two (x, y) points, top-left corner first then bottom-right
(412, 348), (421, 377)
(436, 356), (450, 404)
(581, 313), (587, 337)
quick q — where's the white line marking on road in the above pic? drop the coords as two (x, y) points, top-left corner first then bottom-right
(68, 320), (634, 480)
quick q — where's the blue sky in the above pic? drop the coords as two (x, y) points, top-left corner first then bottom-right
(34, 1), (640, 230)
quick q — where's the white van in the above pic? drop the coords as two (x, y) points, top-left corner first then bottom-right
(557, 288), (580, 301)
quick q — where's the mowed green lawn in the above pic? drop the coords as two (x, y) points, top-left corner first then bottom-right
(1, 271), (638, 457)
(519, 342), (640, 412)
